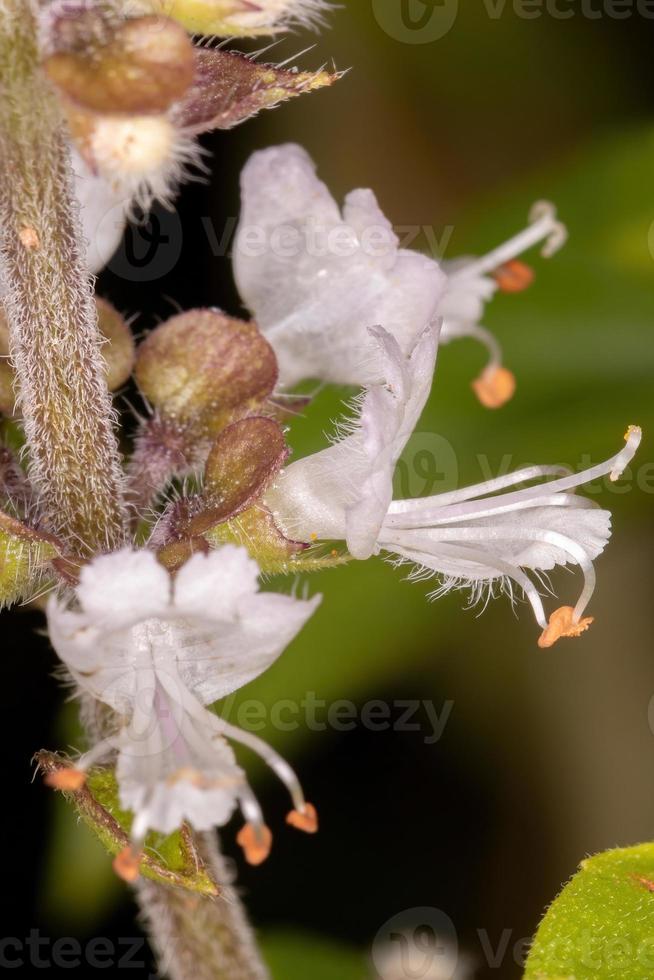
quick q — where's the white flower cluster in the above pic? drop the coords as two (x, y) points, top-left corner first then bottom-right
(51, 142), (639, 877)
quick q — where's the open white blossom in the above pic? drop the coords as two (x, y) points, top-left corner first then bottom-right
(47, 546), (321, 867)
(234, 143), (446, 386)
(440, 201), (567, 408)
(267, 325), (641, 647)
(234, 144), (565, 402)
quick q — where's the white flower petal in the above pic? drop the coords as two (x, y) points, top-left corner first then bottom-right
(71, 148), (128, 275)
(76, 548), (171, 629)
(173, 546), (260, 619)
(234, 143), (445, 386)
(178, 590), (322, 705)
(380, 506), (611, 580)
(49, 545), (320, 710)
(116, 674), (243, 835)
(268, 322), (439, 558)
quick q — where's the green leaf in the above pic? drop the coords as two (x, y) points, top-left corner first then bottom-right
(37, 752), (219, 896)
(525, 843), (654, 979)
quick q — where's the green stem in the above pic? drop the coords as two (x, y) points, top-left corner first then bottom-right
(0, 0), (128, 553)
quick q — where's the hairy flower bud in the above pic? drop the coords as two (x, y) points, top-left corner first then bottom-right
(66, 106), (199, 210)
(43, 13), (195, 115)
(0, 510), (60, 608)
(134, 309), (278, 435)
(96, 298), (136, 391)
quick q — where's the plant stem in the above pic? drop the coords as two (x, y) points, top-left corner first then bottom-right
(0, 11), (270, 980)
(0, 0), (128, 553)
(136, 833), (271, 980)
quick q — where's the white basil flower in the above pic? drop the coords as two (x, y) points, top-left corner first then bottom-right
(47, 546), (320, 867)
(234, 143), (446, 387)
(234, 144), (565, 406)
(267, 324), (640, 648)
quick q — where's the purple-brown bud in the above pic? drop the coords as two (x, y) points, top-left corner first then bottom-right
(134, 309), (278, 436)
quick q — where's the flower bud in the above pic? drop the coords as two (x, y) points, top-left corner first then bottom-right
(44, 10), (195, 115)
(0, 510), (59, 609)
(134, 309), (278, 435)
(67, 106), (196, 209)
(96, 298), (136, 391)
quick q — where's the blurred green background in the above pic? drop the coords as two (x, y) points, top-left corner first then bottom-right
(5, 3), (654, 978)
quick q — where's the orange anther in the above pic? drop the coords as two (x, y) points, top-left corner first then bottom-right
(44, 768), (87, 792)
(538, 606), (594, 649)
(492, 259), (534, 293)
(236, 823), (272, 866)
(112, 846), (142, 883)
(471, 366), (516, 409)
(287, 802), (318, 834)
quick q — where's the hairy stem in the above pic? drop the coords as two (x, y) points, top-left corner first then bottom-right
(0, 0), (128, 553)
(136, 833), (270, 980)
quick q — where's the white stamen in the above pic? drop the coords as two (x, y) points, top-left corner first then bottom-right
(386, 492), (596, 531)
(440, 322), (502, 369)
(450, 201), (567, 282)
(215, 719), (306, 813)
(387, 429), (640, 527)
(238, 785), (266, 830)
(388, 464), (573, 517)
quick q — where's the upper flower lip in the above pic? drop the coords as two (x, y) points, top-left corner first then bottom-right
(47, 545), (321, 710)
(233, 143), (446, 387)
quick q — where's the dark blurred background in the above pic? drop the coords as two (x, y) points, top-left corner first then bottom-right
(4, 2), (654, 977)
